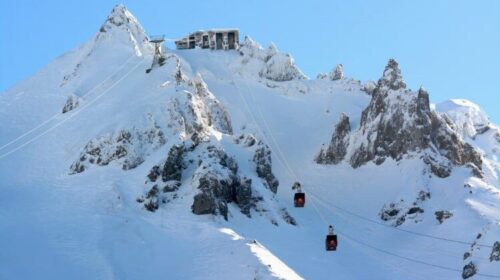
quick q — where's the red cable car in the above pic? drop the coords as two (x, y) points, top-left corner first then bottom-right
(326, 225), (337, 251)
(325, 234), (338, 251)
(294, 192), (305, 207)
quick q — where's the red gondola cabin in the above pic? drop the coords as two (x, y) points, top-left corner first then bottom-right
(294, 192), (305, 207)
(325, 234), (338, 251)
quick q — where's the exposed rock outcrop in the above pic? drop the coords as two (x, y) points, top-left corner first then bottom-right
(191, 146), (253, 219)
(379, 191), (429, 226)
(168, 74), (232, 143)
(62, 94), (80, 113)
(234, 133), (257, 147)
(435, 210), (453, 224)
(491, 241), (500, 262)
(239, 37), (306, 82)
(377, 58), (406, 91)
(316, 59), (483, 178)
(253, 141), (279, 193)
(70, 123), (166, 174)
(316, 113), (351, 164)
(139, 143), (186, 212)
(316, 73), (328, 80)
(330, 64), (344, 81)
(462, 262), (477, 279)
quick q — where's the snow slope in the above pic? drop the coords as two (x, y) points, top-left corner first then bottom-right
(1, 4), (499, 280)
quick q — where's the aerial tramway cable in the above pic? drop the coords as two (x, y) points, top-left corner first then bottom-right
(241, 75), (495, 249)
(226, 60), (499, 277)
(0, 54), (138, 153)
(0, 56), (147, 160)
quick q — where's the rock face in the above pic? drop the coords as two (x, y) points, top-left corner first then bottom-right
(139, 144), (186, 212)
(70, 124), (166, 174)
(462, 262), (477, 279)
(491, 241), (500, 262)
(62, 95), (80, 113)
(330, 64), (344, 81)
(168, 74), (233, 143)
(239, 37), (306, 82)
(379, 191), (429, 226)
(191, 146), (253, 219)
(377, 59), (406, 91)
(316, 59), (483, 178)
(435, 210), (453, 224)
(316, 113), (351, 164)
(253, 141), (279, 193)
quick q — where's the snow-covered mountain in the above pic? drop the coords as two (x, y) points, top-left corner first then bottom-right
(1, 4), (499, 280)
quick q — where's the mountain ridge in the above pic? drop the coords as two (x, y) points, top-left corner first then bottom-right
(0, 4), (499, 280)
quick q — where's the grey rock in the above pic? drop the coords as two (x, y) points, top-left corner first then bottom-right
(490, 241), (500, 262)
(253, 142), (279, 193)
(317, 60), (483, 179)
(462, 262), (477, 279)
(377, 58), (406, 91)
(280, 208), (297, 226)
(423, 155), (452, 178)
(192, 192), (217, 215)
(139, 144), (186, 211)
(407, 207), (424, 215)
(167, 74), (233, 142)
(316, 73), (328, 80)
(143, 185), (160, 212)
(330, 64), (344, 81)
(191, 146), (253, 219)
(235, 178), (253, 215)
(70, 125), (166, 174)
(161, 144), (185, 182)
(239, 39), (306, 82)
(62, 95), (79, 113)
(234, 134), (257, 147)
(316, 113), (350, 164)
(435, 210), (453, 224)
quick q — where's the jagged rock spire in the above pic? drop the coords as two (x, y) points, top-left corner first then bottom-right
(377, 58), (406, 91)
(330, 64), (344, 81)
(315, 113), (351, 164)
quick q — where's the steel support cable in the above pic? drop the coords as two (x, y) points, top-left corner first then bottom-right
(0, 56), (147, 160)
(0, 54), (138, 152)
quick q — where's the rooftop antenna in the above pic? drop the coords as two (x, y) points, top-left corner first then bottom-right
(146, 35), (166, 73)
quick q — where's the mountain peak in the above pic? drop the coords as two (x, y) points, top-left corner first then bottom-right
(94, 4), (151, 56)
(100, 4), (142, 33)
(377, 58), (406, 91)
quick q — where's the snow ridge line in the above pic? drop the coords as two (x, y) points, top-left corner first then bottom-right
(0, 56), (147, 160)
(0, 54), (138, 152)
